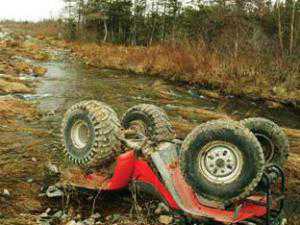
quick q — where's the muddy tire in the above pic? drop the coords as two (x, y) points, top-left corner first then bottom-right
(121, 104), (175, 142)
(61, 101), (121, 166)
(180, 120), (265, 205)
(241, 117), (289, 166)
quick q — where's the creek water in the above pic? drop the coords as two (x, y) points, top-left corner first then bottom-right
(32, 52), (300, 131)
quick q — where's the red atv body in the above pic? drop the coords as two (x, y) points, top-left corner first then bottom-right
(64, 143), (285, 225)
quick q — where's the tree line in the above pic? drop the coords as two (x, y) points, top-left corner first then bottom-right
(64, 0), (299, 57)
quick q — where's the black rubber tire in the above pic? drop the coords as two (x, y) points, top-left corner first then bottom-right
(241, 117), (289, 166)
(121, 104), (175, 142)
(180, 120), (265, 205)
(61, 100), (121, 166)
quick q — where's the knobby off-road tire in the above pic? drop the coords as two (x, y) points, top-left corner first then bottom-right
(61, 100), (121, 166)
(241, 118), (289, 166)
(121, 104), (175, 142)
(180, 120), (265, 205)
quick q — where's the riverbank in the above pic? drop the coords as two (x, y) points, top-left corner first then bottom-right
(69, 42), (300, 108)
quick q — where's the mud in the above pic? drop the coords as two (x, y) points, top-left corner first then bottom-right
(0, 27), (299, 225)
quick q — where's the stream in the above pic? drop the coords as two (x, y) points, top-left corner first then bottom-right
(31, 51), (300, 131)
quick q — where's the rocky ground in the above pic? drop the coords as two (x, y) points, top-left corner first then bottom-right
(0, 25), (299, 225)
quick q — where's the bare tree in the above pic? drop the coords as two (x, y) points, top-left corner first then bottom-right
(289, 0), (296, 54)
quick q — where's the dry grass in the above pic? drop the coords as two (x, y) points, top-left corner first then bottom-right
(70, 41), (300, 102)
(1, 20), (62, 38)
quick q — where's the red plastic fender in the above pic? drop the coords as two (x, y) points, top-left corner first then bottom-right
(132, 160), (179, 209)
(106, 150), (136, 190)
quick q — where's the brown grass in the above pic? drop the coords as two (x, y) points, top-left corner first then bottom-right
(70, 41), (300, 102)
(1, 20), (62, 38)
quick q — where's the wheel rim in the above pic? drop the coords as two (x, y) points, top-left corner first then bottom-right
(198, 141), (244, 184)
(71, 120), (90, 149)
(255, 133), (275, 163)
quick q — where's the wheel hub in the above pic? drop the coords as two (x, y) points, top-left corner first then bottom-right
(71, 120), (90, 149)
(198, 141), (244, 184)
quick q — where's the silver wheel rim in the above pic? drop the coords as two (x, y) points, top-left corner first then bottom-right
(71, 120), (90, 149)
(198, 141), (244, 184)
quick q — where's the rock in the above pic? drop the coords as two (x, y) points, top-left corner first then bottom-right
(32, 157), (37, 162)
(46, 185), (63, 198)
(158, 215), (173, 225)
(155, 202), (170, 215)
(33, 66), (47, 76)
(47, 163), (60, 174)
(2, 189), (10, 197)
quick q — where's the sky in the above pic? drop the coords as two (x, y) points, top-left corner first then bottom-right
(0, 0), (65, 22)
(0, 0), (278, 22)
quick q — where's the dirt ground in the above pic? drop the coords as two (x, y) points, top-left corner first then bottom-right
(0, 26), (300, 225)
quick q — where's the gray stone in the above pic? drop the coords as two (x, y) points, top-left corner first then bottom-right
(46, 185), (63, 198)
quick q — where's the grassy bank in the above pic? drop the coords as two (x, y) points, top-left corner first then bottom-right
(70, 41), (300, 103)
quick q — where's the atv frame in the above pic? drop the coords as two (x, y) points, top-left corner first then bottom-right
(62, 141), (286, 225)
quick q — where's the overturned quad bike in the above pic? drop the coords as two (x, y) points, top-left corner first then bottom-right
(61, 101), (289, 225)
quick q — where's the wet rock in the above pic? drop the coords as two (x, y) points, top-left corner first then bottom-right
(33, 66), (47, 76)
(158, 215), (173, 225)
(46, 185), (63, 198)
(155, 202), (170, 215)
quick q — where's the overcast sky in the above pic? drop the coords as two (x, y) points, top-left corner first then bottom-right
(0, 0), (278, 22)
(0, 0), (65, 22)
